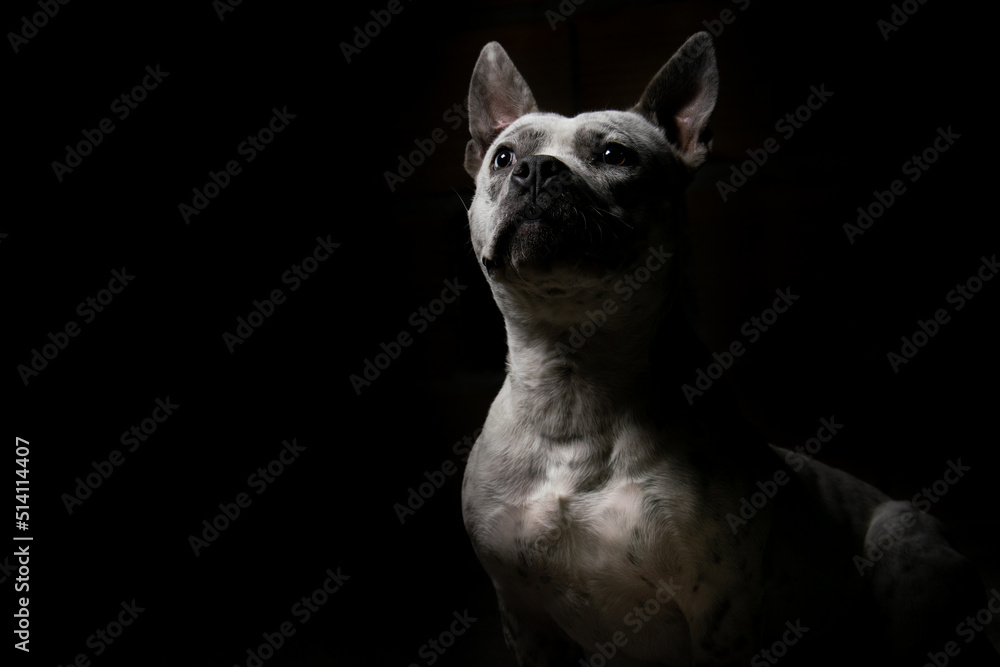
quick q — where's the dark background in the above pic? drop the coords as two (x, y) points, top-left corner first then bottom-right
(5, 1), (996, 665)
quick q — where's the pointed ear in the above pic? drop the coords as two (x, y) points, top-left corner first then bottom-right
(632, 32), (719, 170)
(464, 42), (539, 178)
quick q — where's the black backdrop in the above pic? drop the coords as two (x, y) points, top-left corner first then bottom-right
(6, 1), (997, 665)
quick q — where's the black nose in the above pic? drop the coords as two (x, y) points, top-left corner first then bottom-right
(510, 155), (569, 199)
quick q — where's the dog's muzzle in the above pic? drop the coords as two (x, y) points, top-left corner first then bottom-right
(486, 155), (583, 271)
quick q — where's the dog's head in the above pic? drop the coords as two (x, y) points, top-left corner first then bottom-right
(464, 32), (718, 321)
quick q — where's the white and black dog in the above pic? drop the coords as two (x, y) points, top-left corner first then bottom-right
(459, 32), (996, 666)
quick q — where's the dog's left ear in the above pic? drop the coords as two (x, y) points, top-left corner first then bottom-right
(633, 31), (719, 170)
(465, 42), (539, 179)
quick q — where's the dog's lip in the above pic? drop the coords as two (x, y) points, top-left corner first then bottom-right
(512, 209), (559, 228)
(516, 273), (614, 299)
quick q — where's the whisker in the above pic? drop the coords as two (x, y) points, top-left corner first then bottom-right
(594, 207), (633, 230)
(450, 187), (470, 213)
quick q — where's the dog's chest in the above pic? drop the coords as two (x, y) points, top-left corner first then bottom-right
(463, 418), (757, 662)
(489, 439), (676, 575)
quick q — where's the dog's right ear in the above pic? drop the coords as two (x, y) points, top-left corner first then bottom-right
(465, 42), (539, 179)
(633, 32), (719, 170)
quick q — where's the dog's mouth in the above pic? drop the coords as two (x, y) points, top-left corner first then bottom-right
(484, 198), (639, 281)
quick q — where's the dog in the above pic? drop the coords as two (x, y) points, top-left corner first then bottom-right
(459, 31), (995, 666)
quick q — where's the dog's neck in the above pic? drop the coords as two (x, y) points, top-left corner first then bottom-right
(494, 270), (760, 450)
(506, 300), (665, 383)
(495, 274), (676, 439)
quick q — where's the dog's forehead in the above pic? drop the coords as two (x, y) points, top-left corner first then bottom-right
(497, 110), (664, 157)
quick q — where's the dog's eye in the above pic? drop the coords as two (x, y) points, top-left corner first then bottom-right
(602, 143), (634, 167)
(493, 147), (516, 170)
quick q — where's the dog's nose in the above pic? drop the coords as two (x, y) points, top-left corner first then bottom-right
(510, 155), (569, 200)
